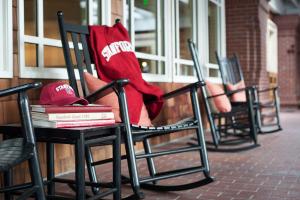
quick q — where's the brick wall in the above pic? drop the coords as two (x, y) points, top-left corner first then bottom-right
(225, 0), (270, 98)
(273, 15), (300, 108)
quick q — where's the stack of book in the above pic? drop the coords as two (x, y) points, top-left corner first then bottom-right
(30, 104), (115, 128)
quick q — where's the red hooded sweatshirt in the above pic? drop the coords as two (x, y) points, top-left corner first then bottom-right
(88, 22), (163, 124)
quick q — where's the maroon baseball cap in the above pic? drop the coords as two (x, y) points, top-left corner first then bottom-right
(39, 81), (88, 106)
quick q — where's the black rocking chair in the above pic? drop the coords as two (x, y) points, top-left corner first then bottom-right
(215, 52), (281, 134)
(188, 39), (259, 152)
(58, 11), (213, 199)
(0, 82), (45, 200)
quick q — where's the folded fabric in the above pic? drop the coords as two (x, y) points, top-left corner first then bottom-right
(226, 80), (247, 102)
(205, 81), (232, 113)
(88, 23), (163, 124)
(84, 72), (152, 126)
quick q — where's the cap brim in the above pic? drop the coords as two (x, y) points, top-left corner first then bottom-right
(51, 96), (89, 106)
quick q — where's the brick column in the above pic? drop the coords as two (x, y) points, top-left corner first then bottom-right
(273, 15), (300, 108)
(226, 0), (270, 91)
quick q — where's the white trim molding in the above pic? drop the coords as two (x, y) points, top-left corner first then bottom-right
(266, 19), (278, 74)
(0, 0), (13, 78)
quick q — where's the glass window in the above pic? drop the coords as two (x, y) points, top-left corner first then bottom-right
(43, 0), (88, 40)
(25, 43), (38, 67)
(180, 64), (194, 76)
(24, 0), (37, 36)
(126, 0), (166, 76)
(125, 0), (225, 82)
(178, 0), (193, 60)
(174, 0), (196, 78)
(208, 1), (221, 64)
(135, 1), (159, 55)
(19, 0), (103, 78)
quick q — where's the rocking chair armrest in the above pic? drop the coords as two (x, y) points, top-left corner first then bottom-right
(85, 79), (130, 103)
(0, 82), (42, 98)
(207, 86), (254, 99)
(206, 92), (227, 99)
(226, 86), (255, 96)
(257, 86), (278, 93)
(162, 81), (205, 100)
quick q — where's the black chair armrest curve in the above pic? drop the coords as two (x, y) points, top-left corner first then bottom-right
(85, 79), (129, 103)
(0, 82), (42, 98)
(162, 81), (205, 100)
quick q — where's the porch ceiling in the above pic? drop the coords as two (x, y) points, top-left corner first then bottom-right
(269, 0), (300, 15)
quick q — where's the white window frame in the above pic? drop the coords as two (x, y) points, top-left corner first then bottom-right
(0, 0), (13, 78)
(266, 19), (278, 74)
(205, 0), (225, 83)
(125, 0), (226, 83)
(173, 0), (198, 83)
(18, 0), (110, 79)
(124, 0), (171, 82)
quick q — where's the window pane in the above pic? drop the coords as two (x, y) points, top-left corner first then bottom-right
(43, 0), (88, 39)
(138, 58), (165, 74)
(44, 46), (77, 68)
(134, 0), (164, 56)
(25, 43), (38, 67)
(92, 0), (101, 25)
(44, 46), (65, 68)
(125, 0), (130, 29)
(209, 68), (219, 78)
(179, 64), (194, 76)
(24, 0), (37, 36)
(208, 1), (220, 64)
(178, 0), (193, 60)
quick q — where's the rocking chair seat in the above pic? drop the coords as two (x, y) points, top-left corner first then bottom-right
(0, 138), (34, 171)
(132, 118), (196, 131)
(131, 118), (198, 140)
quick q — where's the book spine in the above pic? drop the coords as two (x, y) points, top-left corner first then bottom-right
(31, 106), (112, 113)
(56, 119), (116, 128)
(31, 112), (114, 121)
(32, 119), (115, 128)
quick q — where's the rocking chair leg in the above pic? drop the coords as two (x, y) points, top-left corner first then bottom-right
(118, 88), (144, 199)
(274, 89), (282, 130)
(124, 135), (144, 199)
(254, 89), (263, 132)
(143, 139), (157, 185)
(85, 146), (100, 195)
(28, 155), (46, 200)
(4, 169), (13, 200)
(246, 89), (258, 144)
(207, 114), (219, 148)
(191, 89), (211, 176)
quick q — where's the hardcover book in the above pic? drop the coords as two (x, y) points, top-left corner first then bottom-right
(32, 119), (115, 128)
(31, 111), (115, 121)
(31, 104), (112, 113)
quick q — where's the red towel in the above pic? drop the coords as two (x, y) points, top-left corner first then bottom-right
(88, 23), (163, 124)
